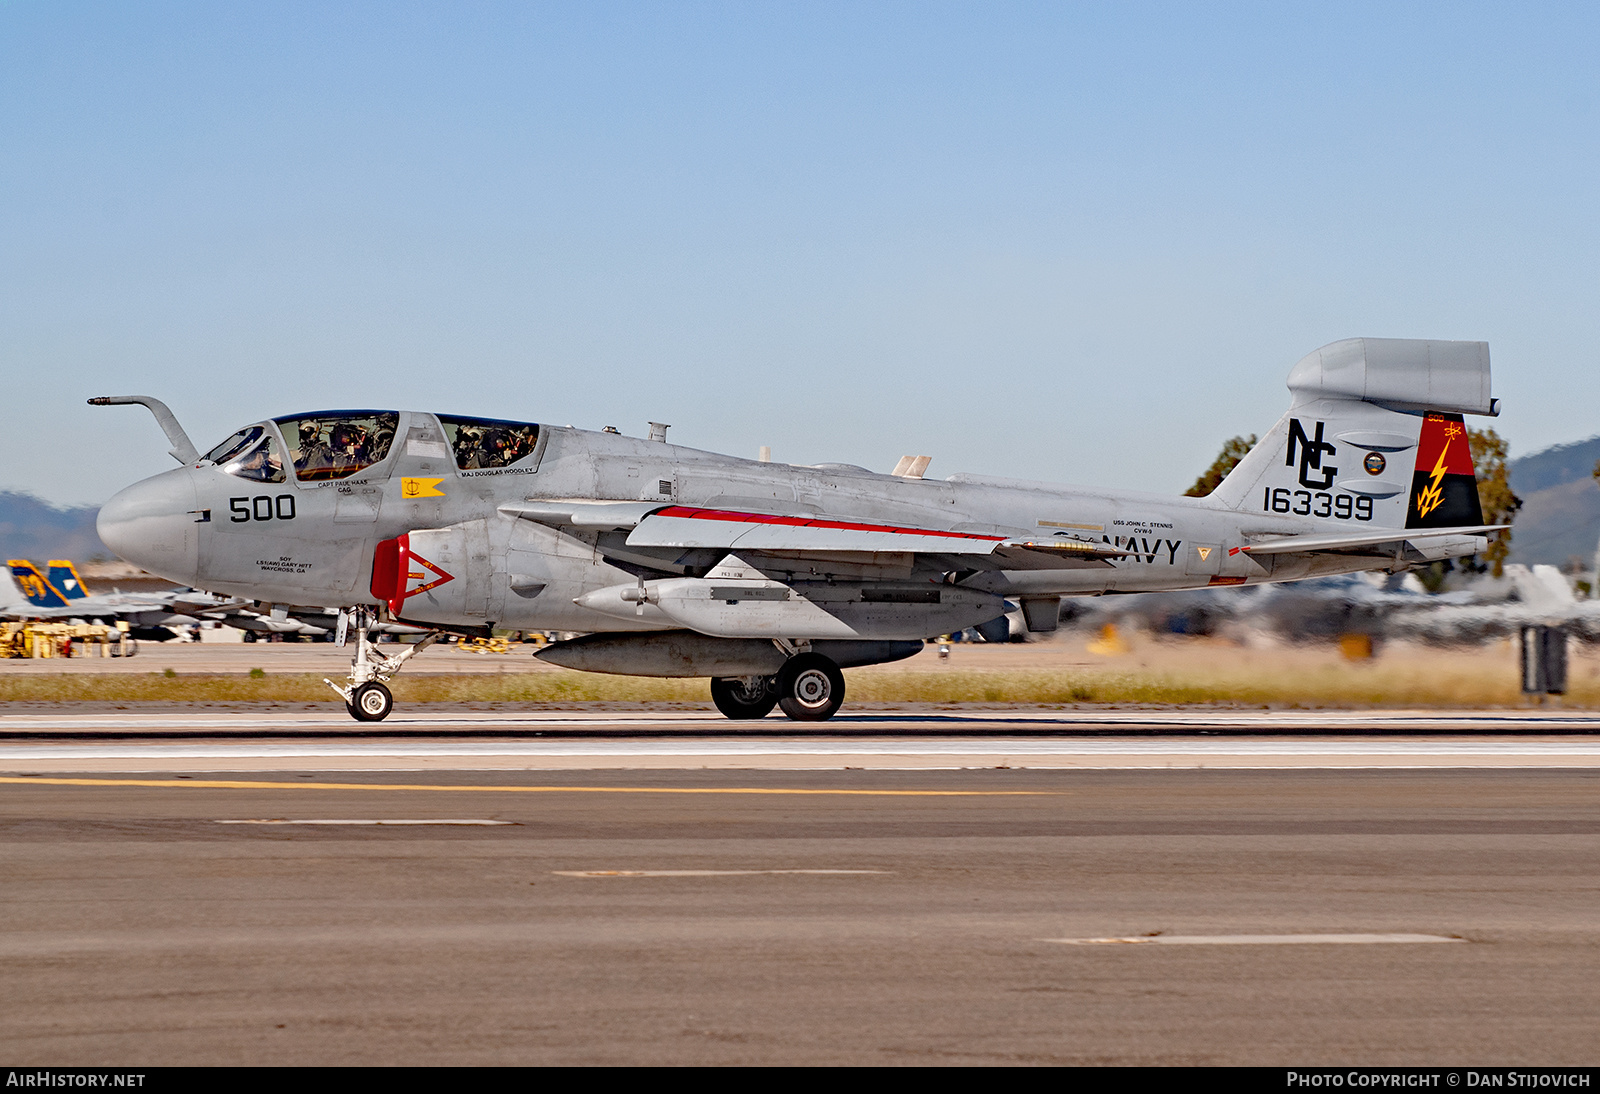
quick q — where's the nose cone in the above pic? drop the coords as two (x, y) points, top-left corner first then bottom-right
(97, 468), (200, 584)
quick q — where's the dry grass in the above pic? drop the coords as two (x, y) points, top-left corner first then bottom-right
(0, 656), (1591, 708)
(0, 672), (707, 705)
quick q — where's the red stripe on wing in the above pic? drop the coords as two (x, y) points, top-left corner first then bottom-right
(652, 506), (1007, 542)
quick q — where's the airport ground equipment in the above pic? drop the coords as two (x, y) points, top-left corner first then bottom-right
(1521, 625), (1569, 697)
(0, 621), (131, 659)
(93, 338), (1506, 721)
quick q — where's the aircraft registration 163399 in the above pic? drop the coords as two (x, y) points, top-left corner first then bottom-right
(94, 338), (1505, 722)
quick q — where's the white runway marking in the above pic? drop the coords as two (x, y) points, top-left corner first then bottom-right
(6, 736), (1600, 759)
(1046, 933), (1465, 945)
(215, 818), (516, 825)
(552, 869), (891, 877)
(6, 710), (1600, 769)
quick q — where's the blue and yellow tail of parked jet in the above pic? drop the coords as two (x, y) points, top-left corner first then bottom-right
(6, 560), (91, 608)
(8, 561), (67, 607)
(46, 560), (90, 600)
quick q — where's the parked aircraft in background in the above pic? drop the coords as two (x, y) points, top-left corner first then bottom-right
(3, 559), (233, 639)
(210, 602), (430, 642)
(92, 338), (1506, 721)
(1384, 563), (1600, 643)
(1060, 563), (1600, 647)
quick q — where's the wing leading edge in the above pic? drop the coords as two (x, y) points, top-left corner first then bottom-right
(500, 502), (1127, 568)
(627, 506), (1127, 566)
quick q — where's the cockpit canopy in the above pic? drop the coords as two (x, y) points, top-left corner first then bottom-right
(437, 415), (540, 470)
(200, 424), (285, 483)
(275, 411), (399, 481)
(200, 411), (541, 484)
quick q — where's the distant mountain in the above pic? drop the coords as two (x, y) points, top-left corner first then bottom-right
(1509, 436), (1600, 494)
(0, 492), (107, 563)
(1507, 438), (1600, 568)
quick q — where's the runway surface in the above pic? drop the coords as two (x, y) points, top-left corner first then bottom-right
(5, 709), (1600, 1064)
(3, 766), (1599, 1065)
(2, 708), (1599, 771)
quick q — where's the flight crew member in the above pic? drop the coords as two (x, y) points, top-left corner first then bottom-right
(293, 420), (331, 475)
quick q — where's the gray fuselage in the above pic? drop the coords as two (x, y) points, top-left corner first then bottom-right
(96, 410), (1408, 637)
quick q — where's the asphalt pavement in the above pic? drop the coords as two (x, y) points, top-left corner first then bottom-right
(3, 766), (1599, 1065)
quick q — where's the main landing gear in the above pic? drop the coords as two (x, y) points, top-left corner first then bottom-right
(324, 609), (445, 722)
(710, 650), (846, 721)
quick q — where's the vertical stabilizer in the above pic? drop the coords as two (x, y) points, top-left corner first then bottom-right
(7, 561), (70, 608)
(1404, 415), (1483, 528)
(1206, 339), (1492, 529)
(46, 560), (90, 600)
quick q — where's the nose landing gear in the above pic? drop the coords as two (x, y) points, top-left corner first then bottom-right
(324, 609), (444, 721)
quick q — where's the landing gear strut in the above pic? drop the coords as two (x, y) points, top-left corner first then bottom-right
(324, 609), (444, 722)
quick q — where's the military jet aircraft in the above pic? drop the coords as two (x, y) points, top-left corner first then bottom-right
(3, 558), (236, 638)
(92, 337), (1506, 722)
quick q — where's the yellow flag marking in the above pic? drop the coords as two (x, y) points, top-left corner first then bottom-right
(400, 477), (446, 499)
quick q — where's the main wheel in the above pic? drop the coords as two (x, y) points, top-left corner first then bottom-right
(777, 653), (845, 721)
(350, 681), (393, 722)
(710, 676), (778, 720)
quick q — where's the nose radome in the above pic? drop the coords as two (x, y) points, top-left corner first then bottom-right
(97, 468), (200, 585)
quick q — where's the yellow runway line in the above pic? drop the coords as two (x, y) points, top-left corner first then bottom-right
(0, 775), (1052, 797)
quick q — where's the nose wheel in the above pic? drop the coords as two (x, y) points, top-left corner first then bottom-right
(348, 681), (393, 722)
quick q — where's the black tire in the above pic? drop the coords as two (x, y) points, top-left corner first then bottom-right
(710, 676), (778, 720)
(350, 681), (393, 722)
(777, 653), (845, 721)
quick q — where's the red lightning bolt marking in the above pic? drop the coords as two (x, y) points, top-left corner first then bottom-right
(1415, 433), (1452, 519)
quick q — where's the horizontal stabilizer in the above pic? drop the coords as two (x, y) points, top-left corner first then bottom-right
(1239, 525), (1507, 556)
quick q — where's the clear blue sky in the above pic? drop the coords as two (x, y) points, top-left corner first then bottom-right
(3, 2), (1597, 505)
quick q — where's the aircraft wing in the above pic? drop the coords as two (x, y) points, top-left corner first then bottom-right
(501, 501), (1127, 568)
(626, 506), (1127, 566)
(499, 500), (664, 529)
(0, 603), (82, 622)
(1238, 525), (1508, 558)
